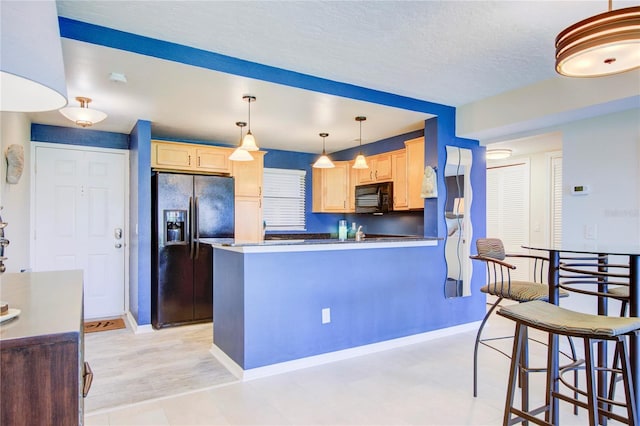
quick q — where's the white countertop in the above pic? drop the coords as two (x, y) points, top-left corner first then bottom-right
(199, 237), (439, 253)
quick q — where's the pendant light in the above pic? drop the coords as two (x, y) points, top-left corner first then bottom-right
(313, 133), (335, 168)
(59, 97), (107, 127)
(555, 1), (640, 77)
(229, 122), (254, 162)
(352, 116), (369, 169)
(238, 95), (259, 151)
(0, 0), (67, 112)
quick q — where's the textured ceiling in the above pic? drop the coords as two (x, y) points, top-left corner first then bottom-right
(29, 1), (638, 152)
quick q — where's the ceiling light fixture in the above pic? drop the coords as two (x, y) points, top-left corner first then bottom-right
(229, 121), (254, 162)
(313, 133), (335, 169)
(0, 0), (67, 112)
(59, 97), (107, 127)
(555, 1), (640, 77)
(239, 95), (259, 151)
(486, 149), (513, 160)
(352, 116), (369, 169)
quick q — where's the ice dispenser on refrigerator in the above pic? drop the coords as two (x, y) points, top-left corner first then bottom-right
(164, 210), (186, 244)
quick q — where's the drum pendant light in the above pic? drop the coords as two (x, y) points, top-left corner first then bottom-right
(555, 1), (640, 77)
(313, 133), (335, 169)
(0, 0), (68, 111)
(229, 121), (254, 161)
(239, 95), (259, 151)
(352, 116), (369, 169)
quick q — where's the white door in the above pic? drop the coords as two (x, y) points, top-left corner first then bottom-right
(33, 144), (127, 319)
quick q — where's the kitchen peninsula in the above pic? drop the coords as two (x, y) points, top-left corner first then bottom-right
(203, 237), (477, 379)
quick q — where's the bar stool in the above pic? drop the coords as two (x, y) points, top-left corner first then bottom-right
(470, 238), (574, 397)
(498, 300), (639, 426)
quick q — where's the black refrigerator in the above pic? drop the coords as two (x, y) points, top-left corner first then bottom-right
(152, 172), (234, 329)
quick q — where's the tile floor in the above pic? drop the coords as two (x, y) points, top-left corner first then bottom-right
(85, 314), (617, 425)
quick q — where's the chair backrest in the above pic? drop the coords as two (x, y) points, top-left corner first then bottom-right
(477, 238), (506, 261)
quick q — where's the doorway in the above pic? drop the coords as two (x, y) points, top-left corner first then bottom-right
(32, 143), (128, 319)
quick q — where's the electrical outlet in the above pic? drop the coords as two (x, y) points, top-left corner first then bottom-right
(321, 308), (331, 324)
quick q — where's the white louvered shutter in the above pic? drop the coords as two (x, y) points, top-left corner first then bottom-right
(486, 162), (530, 280)
(262, 168), (306, 231)
(550, 155), (563, 247)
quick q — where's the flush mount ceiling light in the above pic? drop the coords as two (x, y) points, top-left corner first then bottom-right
(352, 116), (369, 169)
(0, 0), (67, 112)
(238, 95), (259, 151)
(486, 149), (513, 160)
(555, 1), (640, 77)
(59, 97), (107, 127)
(229, 121), (254, 162)
(313, 133), (335, 169)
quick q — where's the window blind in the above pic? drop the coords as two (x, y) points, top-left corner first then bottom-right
(262, 168), (306, 231)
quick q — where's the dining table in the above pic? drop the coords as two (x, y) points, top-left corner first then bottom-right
(523, 243), (639, 424)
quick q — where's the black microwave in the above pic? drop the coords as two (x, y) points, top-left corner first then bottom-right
(355, 182), (393, 214)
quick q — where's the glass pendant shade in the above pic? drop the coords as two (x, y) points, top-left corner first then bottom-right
(229, 147), (254, 161)
(313, 133), (335, 168)
(555, 5), (640, 77)
(59, 97), (107, 127)
(239, 95), (259, 150)
(352, 116), (369, 169)
(229, 121), (254, 161)
(1, 0), (67, 112)
(313, 153), (335, 168)
(240, 131), (259, 151)
(353, 153), (369, 169)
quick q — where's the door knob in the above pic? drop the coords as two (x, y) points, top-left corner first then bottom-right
(115, 243), (122, 249)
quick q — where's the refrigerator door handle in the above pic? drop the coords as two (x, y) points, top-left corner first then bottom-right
(189, 196), (194, 259)
(195, 196), (200, 259)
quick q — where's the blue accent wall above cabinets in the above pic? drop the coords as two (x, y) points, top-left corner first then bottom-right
(31, 124), (129, 149)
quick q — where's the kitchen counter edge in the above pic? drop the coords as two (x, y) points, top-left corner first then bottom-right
(200, 237), (439, 253)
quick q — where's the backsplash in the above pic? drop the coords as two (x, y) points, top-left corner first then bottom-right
(345, 211), (424, 236)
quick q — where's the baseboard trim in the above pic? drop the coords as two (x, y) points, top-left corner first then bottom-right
(125, 311), (154, 334)
(210, 321), (480, 381)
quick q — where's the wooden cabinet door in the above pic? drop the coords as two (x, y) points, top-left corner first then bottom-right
(405, 137), (425, 209)
(235, 196), (263, 243)
(357, 162), (374, 184)
(392, 150), (408, 210)
(196, 146), (231, 173)
(374, 153), (392, 181)
(232, 151), (265, 197)
(153, 141), (195, 170)
(323, 162), (349, 212)
(348, 162), (358, 212)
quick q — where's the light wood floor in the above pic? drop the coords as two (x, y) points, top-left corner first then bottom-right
(84, 320), (237, 412)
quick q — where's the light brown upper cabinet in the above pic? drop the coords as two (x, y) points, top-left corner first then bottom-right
(151, 140), (232, 174)
(312, 161), (350, 213)
(391, 149), (408, 210)
(405, 137), (425, 209)
(231, 151), (265, 197)
(356, 153), (392, 184)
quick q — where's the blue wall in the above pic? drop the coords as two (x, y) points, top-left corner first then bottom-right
(214, 244), (482, 369)
(49, 17), (485, 328)
(31, 123), (129, 149)
(129, 120), (152, 325)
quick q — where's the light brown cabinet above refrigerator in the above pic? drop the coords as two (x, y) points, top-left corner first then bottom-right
(151, 140), (232, 174)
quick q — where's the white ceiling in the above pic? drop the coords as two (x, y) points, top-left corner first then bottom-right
(27, 0), (638, 154)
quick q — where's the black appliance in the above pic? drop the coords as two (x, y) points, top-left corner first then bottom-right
(355, 182), (394, 214)
(152, 172), (234, 329)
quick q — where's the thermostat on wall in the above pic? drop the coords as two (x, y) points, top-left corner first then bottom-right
(571, 184), (590, 195)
